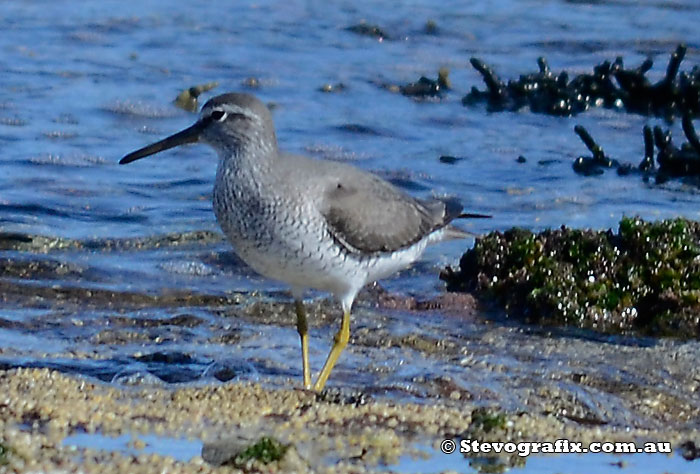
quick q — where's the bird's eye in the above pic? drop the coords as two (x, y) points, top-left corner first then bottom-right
(210, 109), (227, 121)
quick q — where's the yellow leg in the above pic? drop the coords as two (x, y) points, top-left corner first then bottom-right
(294, 300), (311, 389)
(313, 308), (350, 392)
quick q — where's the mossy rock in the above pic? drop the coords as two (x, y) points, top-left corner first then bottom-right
(468, 408), (508, 435)
(233, 436), (289, 465)
(0, 442), (16, 467)
(442, 217), (700, 338)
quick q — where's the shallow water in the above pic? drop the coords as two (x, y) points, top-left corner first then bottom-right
(394, 447), (696, 474)
(1, 0), (700, 471)
(63, 432), (203, 463)
(61, 433), (696, 473)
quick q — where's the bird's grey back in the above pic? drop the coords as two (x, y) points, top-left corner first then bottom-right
(273, 153), (464, 254)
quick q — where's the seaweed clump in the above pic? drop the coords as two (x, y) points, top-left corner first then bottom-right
(459, 408), (525, 473)
(441, 217), (700, 338)
(572, 116), (700, 184)
(174, 82), (219, 112)
(0, 442), (9, 466)
(232, 436), (289, 468)
(345, 22), (390, 41)
(463, 44), (698, 119)
(380, 68), (451, 99)
(400, 68), (451, 98)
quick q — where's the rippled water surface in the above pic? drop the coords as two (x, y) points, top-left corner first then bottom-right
(1, 0), (700, 471)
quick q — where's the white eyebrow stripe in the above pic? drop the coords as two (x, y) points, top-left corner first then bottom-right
(202, 104), (256, 122)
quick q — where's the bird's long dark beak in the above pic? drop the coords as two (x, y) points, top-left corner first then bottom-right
(458, 212), (492, 219)
(119, 120), (207, 165)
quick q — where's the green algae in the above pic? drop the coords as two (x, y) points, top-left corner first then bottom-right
(461, 409), (526, 474)
(233, 436), (289, 465)
(442, 217), (700, 338)
(468, 408), (507, 434)
(0, 442), (15, 466)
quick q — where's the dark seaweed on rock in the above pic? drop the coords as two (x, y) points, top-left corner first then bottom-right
(654, 115), (700, 183)
(400, 68), (450, 98)
(572, 125), (620, 176)
(345, 23), (389, 40)
(464, 44), (699, 119)
(572, 117), (700, 183)
(441, 217), (700, 338)
(379, 68), (451, 99)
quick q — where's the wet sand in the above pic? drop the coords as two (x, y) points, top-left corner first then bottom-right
(0, 366), (696, 473)
(1, 286), (699, 472)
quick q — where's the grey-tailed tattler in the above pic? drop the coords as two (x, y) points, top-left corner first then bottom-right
(120, 93), (488, 391)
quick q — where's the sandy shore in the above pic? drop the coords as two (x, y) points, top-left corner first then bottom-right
(1, 366), (697, 473)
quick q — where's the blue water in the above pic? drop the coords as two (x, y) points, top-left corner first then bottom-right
(2, 0), (698, 296)
(393, 446), (697, 474)
(63, 432), (203, 462)
(2, 0), (698, 242)
(1, 1), (700, 471)
(61, 434), (698, 473)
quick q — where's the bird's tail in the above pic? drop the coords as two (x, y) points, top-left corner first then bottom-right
(439, 196), (491, 222)
(443, 199), (491, 240)
(442, 225), (479, 240)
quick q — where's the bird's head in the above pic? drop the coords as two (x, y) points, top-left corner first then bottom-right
(120, 93), (276, 165)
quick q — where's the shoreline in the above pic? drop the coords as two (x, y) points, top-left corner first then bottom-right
(0, 359), (697, 472)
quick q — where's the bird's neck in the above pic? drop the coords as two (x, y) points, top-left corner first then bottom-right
(215, 141), (280, 193)
(219, 138), (278, 173)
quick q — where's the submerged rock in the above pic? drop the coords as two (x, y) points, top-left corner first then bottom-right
(318, 82), (347, 93)
(442, 217), (700, 338)
(345, 22), (390, 41)
(202, 436), (294, 470)
(400, 68), (450, 98)
(379, 68), (451, 99)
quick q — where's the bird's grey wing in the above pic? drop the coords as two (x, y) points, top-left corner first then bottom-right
(320, 172), (462, 254)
